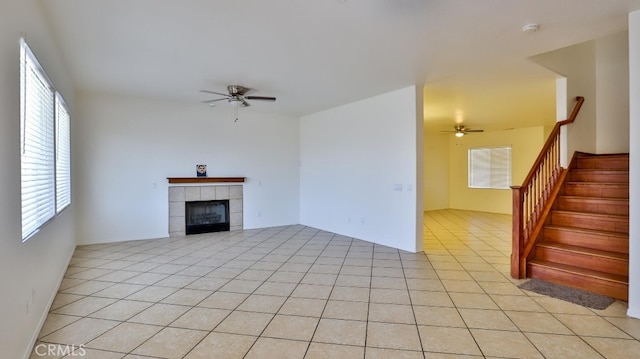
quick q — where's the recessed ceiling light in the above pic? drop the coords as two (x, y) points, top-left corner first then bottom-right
(522, 24), (540, 33)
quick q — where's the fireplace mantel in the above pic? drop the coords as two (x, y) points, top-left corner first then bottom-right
(167, 177), (245, 184)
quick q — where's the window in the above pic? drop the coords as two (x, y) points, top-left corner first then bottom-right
(20, 38), (71, 241)
(468, 146), (511, 189)
(55, 94), (71, 212)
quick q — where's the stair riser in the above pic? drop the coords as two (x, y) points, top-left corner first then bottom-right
(551, 213), (629, 233)
(569, 171), (629, 183)
(556, 198), (629, 216)
(562, 184), (628, 198)
(528, 264), (628, 301)
(576, 157), (629, 170)
(543, 228), (629, 253)
(535, 247), (628, 276)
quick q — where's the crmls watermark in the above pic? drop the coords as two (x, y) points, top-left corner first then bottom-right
(34, 343), (86, 357)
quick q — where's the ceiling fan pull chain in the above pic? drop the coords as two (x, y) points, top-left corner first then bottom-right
(235, 101), (239, 122)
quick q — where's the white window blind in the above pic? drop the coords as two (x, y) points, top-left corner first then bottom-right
(56, 93), (71, 212)
(468, 146), (511, 189)
(20, 38), (71, 241)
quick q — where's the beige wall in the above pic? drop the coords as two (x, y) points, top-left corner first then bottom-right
(423, 129), (450, 210)
(447, 127), (545, 214)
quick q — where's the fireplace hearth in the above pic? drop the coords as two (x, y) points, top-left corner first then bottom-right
(185, 200), (230, 235)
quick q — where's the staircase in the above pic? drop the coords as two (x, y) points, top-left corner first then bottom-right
(527, 153), (629, 301)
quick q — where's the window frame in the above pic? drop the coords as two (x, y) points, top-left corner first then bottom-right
(467, 146), (512, 190)
(20, 38), (71, 242)
(55, 93), (72, 213)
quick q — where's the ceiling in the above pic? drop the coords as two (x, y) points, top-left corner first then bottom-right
(38, 0), (640, 132)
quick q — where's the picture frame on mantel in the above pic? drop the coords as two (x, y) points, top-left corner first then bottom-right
(196, 164), (207, 177)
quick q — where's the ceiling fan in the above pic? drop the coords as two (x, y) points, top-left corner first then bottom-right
(200, 85), (276, 107)
(442, 124), (484, 137)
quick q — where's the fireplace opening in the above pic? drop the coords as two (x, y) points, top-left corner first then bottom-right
(185, 200), (230, 235)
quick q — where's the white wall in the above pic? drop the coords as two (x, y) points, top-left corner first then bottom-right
(423, 129), (449, 210)
(531, 31), (630, 160)
(596, 31), (630, 154)
(74, 92), (300, 245)
(627, 10), (640, 319)
(299, 86), (422, 252)
(556, 78), (569, 167)
(531, 41), (597, 160)
(414, 86), (425, 252)
(0, 1), (77, 358)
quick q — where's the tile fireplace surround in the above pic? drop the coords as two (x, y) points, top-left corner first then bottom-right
(168, 184), (243, 236)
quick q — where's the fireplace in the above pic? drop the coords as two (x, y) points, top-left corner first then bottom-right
(185, 200), (230, 235)
(168, 184), (243, 237)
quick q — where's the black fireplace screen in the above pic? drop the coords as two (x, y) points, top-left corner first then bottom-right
(185, 200), (230, 235)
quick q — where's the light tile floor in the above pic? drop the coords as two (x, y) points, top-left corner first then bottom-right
(31, 209), (640, 358)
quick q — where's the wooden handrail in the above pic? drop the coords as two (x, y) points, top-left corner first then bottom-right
(520, 96), (584, 187)
(511, 96), (584, 279)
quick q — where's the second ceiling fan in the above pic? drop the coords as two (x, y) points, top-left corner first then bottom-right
(442, 124), (484, 137)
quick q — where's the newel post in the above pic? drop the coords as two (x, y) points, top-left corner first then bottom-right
(511, 186), (524, 278)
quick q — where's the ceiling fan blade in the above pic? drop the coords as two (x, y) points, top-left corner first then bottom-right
(202, 98), (228, 104)
(238, 86), (253, 95)
(200, 90), (230, 97)
(246, 96), (276, 102)
(465, 129), (484, 133)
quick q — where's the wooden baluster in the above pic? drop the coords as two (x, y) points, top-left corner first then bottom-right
(523, 184), (531, 240)
(532, 169), (540, 221)
(540, 158), (545, 206)
(544, 154), (550, 200)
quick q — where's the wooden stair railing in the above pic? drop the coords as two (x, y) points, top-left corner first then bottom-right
(511, 96), (584, 279)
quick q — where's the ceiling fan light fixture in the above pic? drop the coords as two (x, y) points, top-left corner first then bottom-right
(455, 131), (465, 138)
